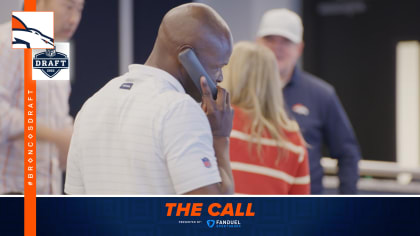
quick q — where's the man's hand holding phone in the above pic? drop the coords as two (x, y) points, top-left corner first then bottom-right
(177, 49), (234, 194)
(200, 76), (233, 137)
(199, 76), (234, 194)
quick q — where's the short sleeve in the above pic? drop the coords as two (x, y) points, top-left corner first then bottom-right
(161, 97), (221, 194)
(64, 112), (85, 194)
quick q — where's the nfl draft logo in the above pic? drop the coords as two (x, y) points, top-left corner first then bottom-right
(32, 43), (70, 80)
(12, 12), (54, 49)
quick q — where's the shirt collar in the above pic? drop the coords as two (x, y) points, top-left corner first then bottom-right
(286, 66), (301, 87)
(128, 64), (186, 93)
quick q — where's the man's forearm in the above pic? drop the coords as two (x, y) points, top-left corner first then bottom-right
(338, 155), (360, 194)
(36, 124), (56, 142)
(9, 123), (54, 141)
(213, 136), (234, 194)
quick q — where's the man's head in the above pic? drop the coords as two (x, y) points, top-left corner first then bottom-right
(256, 8), (304, 83)
(146, 3), (233, 102)
(37, 0), (84, 41)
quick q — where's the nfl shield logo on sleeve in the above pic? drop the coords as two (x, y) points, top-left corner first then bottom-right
(201, 157), (212, 168)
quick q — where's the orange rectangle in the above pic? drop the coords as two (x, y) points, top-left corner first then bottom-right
(24, 0), (36, 11)
(24, 1), (37, 236)
(24, 48), (36, 236)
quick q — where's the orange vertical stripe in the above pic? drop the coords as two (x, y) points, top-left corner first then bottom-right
(24, 0), (36, 11)
(24, 1), (37, 236)
(24, 50), (36, 235)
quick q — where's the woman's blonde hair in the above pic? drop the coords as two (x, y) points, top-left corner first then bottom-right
(222, 41), (300, 161)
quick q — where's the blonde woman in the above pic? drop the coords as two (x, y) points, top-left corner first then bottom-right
(221, 41), (310, 194)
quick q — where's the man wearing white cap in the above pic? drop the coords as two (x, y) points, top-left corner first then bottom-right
(257, 9), (361, 194)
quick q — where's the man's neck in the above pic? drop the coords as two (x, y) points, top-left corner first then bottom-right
(282, 69), (293, 85)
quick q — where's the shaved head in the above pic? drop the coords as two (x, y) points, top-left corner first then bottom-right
(159, 3), (232, 52)
(146, 3), (233, 101)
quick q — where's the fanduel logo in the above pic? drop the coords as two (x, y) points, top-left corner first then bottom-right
(210, 220), (242, 229)
(207, 220), (215, 228)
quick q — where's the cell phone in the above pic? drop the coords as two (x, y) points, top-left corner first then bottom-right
(178, 48), (218, 99)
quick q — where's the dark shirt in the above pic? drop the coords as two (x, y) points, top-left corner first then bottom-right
(283, 67), (361, 194)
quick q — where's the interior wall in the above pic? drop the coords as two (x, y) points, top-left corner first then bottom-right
(302, 0), (420, 162)
(0, 0), (24, 24)
(195, 0), (301, 42)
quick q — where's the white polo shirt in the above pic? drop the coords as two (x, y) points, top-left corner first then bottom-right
(65, 64), (221, 194)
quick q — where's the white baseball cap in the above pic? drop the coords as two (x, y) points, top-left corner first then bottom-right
(257, 8), (303, 43)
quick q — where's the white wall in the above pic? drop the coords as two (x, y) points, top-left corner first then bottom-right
(195, 0), (301, 42)
(396, 41), (420, 184)
(0, 0), (24, 24)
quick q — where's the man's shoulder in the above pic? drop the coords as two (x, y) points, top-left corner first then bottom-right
(299, 70), (335, 96)
(0, 21), (20, 56)
(159, 90), (202, 115)
(0, 21), (11, 39)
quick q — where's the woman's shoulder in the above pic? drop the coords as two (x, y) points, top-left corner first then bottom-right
(281, 127), (305, 147)
(232, 106), (251, 129)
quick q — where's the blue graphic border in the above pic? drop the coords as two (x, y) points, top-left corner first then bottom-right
(0, 197), (419, 235)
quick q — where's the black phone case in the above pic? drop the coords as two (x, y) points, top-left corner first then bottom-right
(178, 49), (218, 99)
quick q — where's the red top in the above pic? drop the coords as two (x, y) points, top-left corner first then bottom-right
(230, 107), (310, 194)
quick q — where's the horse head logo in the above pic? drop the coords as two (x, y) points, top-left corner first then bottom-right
(12, 15), (54, 48)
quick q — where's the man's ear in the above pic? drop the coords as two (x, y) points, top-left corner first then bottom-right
(177, 44), (193, 54)
(297, 41), (305, 57)
(176, 45), (190, 80)
(176, 45), (193, 68)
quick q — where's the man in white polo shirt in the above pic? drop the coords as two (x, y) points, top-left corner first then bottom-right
(65, 3), (234, 194)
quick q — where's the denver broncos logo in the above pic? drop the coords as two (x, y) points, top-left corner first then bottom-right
(292, 103), (310, 116)
(12, 15), (54, 48)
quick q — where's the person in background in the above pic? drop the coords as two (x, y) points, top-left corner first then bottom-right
(0, 0), (84, 194)
(256, 8), (361, 194)
(221, 41), (310, 194)
(65, 3), (234, 195)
